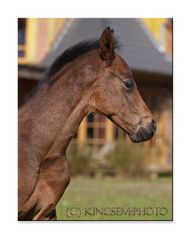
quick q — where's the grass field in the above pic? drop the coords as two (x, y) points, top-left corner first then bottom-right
(56, 176), (172, 221)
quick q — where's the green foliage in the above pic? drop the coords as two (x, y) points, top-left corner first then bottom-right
(105, 142), (147, 177)
(67, 146), (95, 176)
(67, 142), (148, 178)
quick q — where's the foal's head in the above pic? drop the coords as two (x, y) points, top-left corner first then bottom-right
(89, 27), (156, 143)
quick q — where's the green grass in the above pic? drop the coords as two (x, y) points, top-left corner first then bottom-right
(56, 177), (172, 221)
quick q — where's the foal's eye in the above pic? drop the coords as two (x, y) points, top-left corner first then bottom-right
(124, 79), (133, 89)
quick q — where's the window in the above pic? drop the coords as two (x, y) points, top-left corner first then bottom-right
(114, 127), (126, 141)
(86, 113), (106, 148)
(86, 113), (129, 148)
(18, 18), (26, 61)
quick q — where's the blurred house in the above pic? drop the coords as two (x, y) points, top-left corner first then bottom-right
(18, 18), (172, 175)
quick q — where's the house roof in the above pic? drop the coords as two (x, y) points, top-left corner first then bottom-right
(43, 18), (172, 75)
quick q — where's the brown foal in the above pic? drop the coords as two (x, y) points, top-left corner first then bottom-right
(18, 27), (156, 220)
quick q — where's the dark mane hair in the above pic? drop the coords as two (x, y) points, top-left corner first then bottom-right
(46, 39), (100, 80)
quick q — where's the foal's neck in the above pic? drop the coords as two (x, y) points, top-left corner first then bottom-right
(27, 63), (97, 157)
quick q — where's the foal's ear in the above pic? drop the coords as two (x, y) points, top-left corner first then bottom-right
(99, 26), (115, 66)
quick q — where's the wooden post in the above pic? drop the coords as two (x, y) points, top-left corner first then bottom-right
(25, 18), (39, 64)
(77, 118), (87, 149)
(165, 20), (172, 55)
(105, 119), (114, 143)
(36, 19), (49, 62)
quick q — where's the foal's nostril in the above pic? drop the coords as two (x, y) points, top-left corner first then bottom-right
(151, 119), (157, 132)
(133, 120), (156, 142)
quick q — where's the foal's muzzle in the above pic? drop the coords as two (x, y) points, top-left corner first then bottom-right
(130, 120), (156, 143)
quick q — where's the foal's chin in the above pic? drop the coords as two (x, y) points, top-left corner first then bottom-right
(129, 134), (154, 143)
(129, 131), (155, 143)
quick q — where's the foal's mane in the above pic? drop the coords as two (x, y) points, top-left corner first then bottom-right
(24, 40), (99, 102)
(46, 39), (100, 80)
(24, 38), (118, 102)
